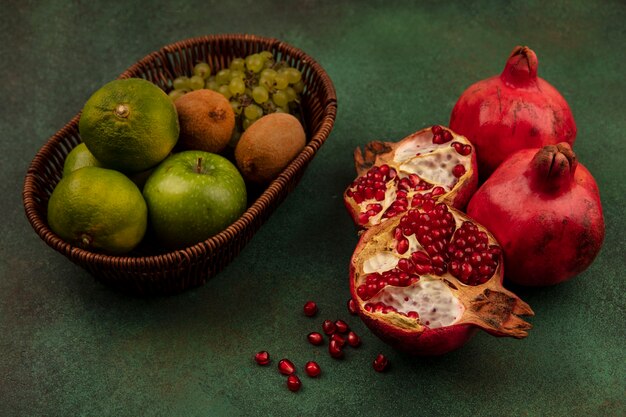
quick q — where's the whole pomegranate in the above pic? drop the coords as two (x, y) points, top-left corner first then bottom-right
(349, 199), (533, 355)
(450, 45), (577, 180)
(467, 143), (604, 286)
(344, 126), (477, 229)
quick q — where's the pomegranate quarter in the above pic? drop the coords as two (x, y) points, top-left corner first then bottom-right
(349, 201), (534, 355)
(344, 126), (478, 229)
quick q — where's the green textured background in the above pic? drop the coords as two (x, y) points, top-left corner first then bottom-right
(2, 1), (625, 416)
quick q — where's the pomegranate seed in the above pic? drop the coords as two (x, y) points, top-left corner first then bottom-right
(406, 311), (419, 319)
(431, 125), (443, 135)
(452, 164), (466, 178)
(442, 130), (453, 143)
(396, 238), (409, 254)
(373, 353), (389, 372)
(286, 375), (302, 392)
(307, 332), (324, 346)
(254, 351), (270, 366)
(334, 320), (349, 334)
(347, 331), (361, 347)
(322, 320), (336, 335)
(278, 359), (296, 375)
(331, 333), (346, 348)
(431, 186), (445, 196)
(303, 301), (318, 317)
(347, 298), (358, 315)
(305, 361), (321, 378)
(329, 339), (344, 359)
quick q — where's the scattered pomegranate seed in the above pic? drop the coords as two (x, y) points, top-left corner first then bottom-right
(278, 359), (296, 375)
(334, 319), (349, 334)
(330, 333), (346, 348)
(329, 339), (344, 359)
(304, 361), (321, 377)
(347, 298), (358, 315)
(303, 301), (318, 317)
(307, 332), (324, 346)
(254, 351), (270, 366)
(347, 331), (361, 347)
(322, 320), (336, 335)
(286, 374), (302, 392)
(373, 353), (389, 372)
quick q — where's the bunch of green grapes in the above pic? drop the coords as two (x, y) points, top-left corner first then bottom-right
(169, 51), (304, 133)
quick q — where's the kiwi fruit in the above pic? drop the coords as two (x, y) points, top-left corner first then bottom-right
(174, 89), (235, 153)
(234, 113), (306, 184)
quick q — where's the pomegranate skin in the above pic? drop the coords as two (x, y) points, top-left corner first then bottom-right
(450, 46), (577, 180)
(358, 309), (478, 356)
(467, 144), (604, 286)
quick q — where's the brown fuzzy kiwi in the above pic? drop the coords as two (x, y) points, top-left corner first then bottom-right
(174, 89), (235, 153)
(235, 113), (306, 183)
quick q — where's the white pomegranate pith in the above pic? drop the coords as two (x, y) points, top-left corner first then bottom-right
(368, 278), (464, 328)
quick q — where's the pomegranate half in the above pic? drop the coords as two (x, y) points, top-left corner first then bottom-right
(349, 200), (533, 355)
(344, 126), (477, 229)
(467, 143), (605, 286)
(450, 46), (577, 180)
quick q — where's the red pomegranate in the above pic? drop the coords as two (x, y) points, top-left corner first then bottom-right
(467, 143), (604, 286)
(450, 46), (577, 180)
(349, 199), (533, 355)
(344, 126), (477, 229)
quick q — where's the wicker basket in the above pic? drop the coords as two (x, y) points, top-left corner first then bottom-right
(23, 34), (337, 295)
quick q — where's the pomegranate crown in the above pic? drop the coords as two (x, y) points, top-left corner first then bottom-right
(501, 45), (538, 87)
(529, 142), (578, 193)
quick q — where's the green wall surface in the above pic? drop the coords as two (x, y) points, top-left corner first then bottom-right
(2, 1), (624, 416)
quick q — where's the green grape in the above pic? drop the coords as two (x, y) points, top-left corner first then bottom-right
(168, 89), (186, 101)
(216, 69), (231, 85)
(173, 76), (190, 90)
(229, 77), (246, 95)
(260, 68), (277, 80)
(252, 85), (269, 104)
(285, 86), (297, 102)
(242, 117), (254, 131)
(245, 54), (264, 73)
(244, 103), (264, 120)
(285, 67), (302, 84)
(193, 62), (211, 78)
(274, 105), (289, 113)
(259, 51), (273, 61)
(292, 80), (305, 93)
(230, 100), (242, 115)
(218, 84), (232, 99)
(189, 75), (205, 90)
(259, 76), (274, 90)
(272, 90), (288, 107)
(229, 58), (245, 71)
(229, 69), (245, 80)
(274, 73), (289, 90)
(205, 77), (219, 90)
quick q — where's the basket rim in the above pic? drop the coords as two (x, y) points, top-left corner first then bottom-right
(23, 33), (337, 269)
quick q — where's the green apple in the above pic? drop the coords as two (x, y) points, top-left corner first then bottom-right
(143, 150), (247, 249)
